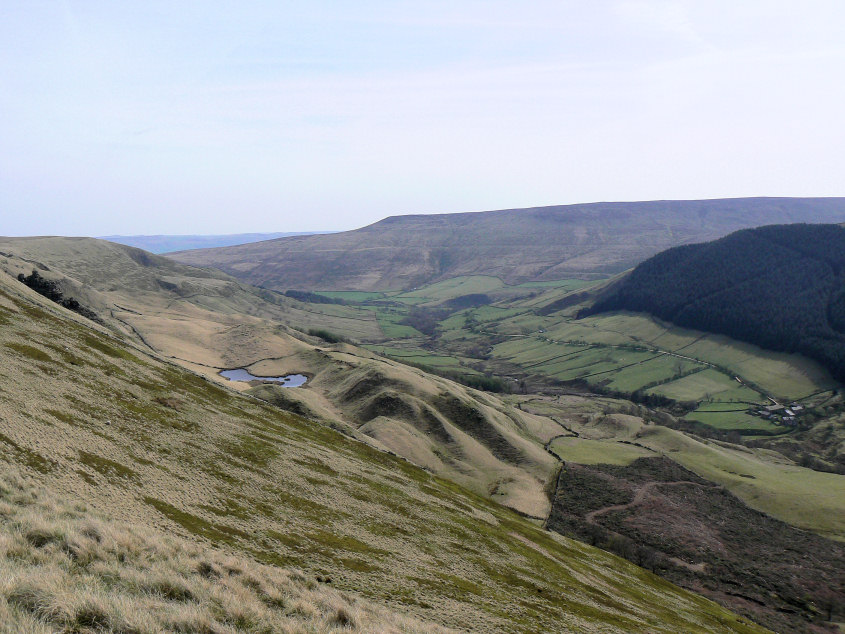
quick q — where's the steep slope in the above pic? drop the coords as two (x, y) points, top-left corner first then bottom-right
(0, 468), (445, 633)
(0, 237), (560, 517)
(168, 197), (845, 291)
(242, 348), (560, 518)
(586, 223), (845, 381)
(0, 267), (765, 632)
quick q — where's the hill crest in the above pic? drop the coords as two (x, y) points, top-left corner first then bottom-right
(168, 197), (845, 291)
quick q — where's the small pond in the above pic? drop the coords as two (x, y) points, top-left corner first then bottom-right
(219, 368), (307, 387)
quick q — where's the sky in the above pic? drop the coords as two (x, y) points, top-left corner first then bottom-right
(2, 1), (845, 236)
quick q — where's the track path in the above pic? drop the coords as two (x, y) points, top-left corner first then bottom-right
(585, 480), (719, 525)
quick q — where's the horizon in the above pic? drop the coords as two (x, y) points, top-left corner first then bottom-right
(3, 2), (845, 235)
(6, 194), (845, 239)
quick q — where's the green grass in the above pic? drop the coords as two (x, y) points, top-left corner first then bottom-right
(605, 356), (700, 392)
(683, 409), (782, 433)
(634, 425), (845, 540)
(374, 310), (423, 338)
(441, 306), (837, 438)
(515, 279), (597, 290)
(4, 342), (54, 363)
(392, 276), (505, 304)
(78, 451), (138, 481)
(315, 290), (388, 302)
(647, 368), (760, 402)
(548, 438), (656, 466)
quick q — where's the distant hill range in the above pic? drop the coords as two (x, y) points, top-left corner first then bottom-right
(99, 231), (332, 254)
(586, 223), (845, 382)
(167, 197), (845, 291)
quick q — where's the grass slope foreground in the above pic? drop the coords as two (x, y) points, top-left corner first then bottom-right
(0, 263), (766, 632)
(587, 223), (845, 382)
(168, 197), (845, 292)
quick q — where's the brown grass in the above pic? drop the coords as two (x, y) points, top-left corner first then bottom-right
(0, 468), (448, 634)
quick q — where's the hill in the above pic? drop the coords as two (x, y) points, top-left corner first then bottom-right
(99, 231), (332, 254)
(0, 237), (562, 518)
(0, 255), (765, 633)
(5, 236), (843, 630)
(0, 467), (444, 633)
(167, 197), (845, 291)
(586, 223), (845, 382)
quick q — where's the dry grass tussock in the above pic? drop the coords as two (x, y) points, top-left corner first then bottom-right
(0, 468), (449, 634)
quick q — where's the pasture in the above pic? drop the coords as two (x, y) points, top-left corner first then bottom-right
(325, 275), (838, 436)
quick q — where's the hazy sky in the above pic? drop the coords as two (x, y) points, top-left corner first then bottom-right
(2, 1), (845, 236)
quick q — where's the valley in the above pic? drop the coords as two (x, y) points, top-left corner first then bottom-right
(2, 206), (845, 632)
(6, 4), (845, 632)
(0, 244), (766, 633)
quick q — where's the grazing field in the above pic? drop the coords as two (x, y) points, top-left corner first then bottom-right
(603, 356), (700, 393)
(646, 368), (761, 403)
(310, 275), (838, 436)
(548, 438), (657, 466)
(363, 345), (480, 373)
(683, 409), (782, 433)
(391, 275), (505, 304)
(372, 308), (424, 338)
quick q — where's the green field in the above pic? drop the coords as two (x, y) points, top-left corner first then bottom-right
(604, 356), (700, 392)
(683, 409), (782, 433)
(373, 309), (423, 338)
(392, 275), (506, 304)
(319, 276), (839, 436)
(315, 290), (389, 302)
(364, 344), (480, 373)
(549, 437), (657, 465)
(487, 310), (835, 412)
(646, 368), (761, 403)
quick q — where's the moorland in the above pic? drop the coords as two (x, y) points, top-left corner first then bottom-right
(3, 198), (845, 632)
(170, 197), (845, 291)
(0, 238), (766, 633)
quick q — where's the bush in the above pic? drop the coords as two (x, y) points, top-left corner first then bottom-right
(307, 329), (347, 344)
(17, 270), (101, 323)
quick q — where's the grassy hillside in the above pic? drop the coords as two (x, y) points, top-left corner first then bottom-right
(167, 197), (845, 291)
(0, 236), (386, 344)
(0, 238), (564, 518)
(0, 265), (765, 633)
(587, 223), (845, 382)
(0, 468), (445, 633)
